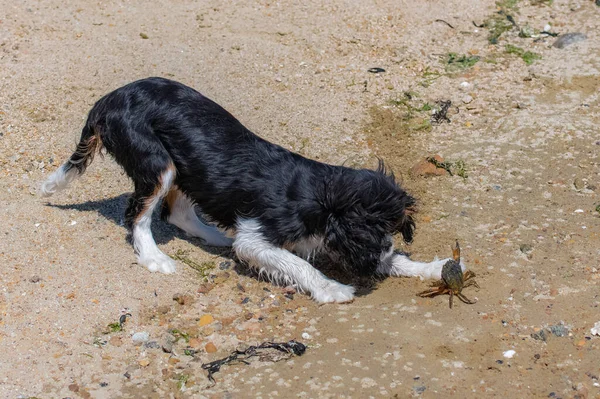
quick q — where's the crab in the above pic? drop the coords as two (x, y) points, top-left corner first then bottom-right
(417, 241), (479, 308)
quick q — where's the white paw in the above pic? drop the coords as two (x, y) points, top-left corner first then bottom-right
(311, 280), (355, 304)
(139, 252), (176, 274)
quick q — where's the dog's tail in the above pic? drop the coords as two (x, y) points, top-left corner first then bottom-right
(40, 120), (104, 197)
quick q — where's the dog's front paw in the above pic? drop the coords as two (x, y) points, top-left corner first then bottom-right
(139, 252), (177, 274)
(311, 280), (355, 304)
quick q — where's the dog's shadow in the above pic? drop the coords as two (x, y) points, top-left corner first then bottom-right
(46, 193), (377, 298)
(46, 193), (229, 257)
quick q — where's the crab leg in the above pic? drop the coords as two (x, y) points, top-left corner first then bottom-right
(463, 279), (480, 289)
(417, 287), (446, 297)
(456, 293), (477, 304)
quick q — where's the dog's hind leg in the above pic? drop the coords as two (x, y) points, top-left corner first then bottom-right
(234, 219), (355, 304)
(161, 189), (233, 247)
(377, 252), (466, 280)
(126, 165), (177, 274)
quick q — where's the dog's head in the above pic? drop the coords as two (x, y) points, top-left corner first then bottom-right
(320, 162), (416, 275)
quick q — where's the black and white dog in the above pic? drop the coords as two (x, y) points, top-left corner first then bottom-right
(41, 77), (463, 303)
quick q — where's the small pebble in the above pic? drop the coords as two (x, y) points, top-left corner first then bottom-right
(503, 350), (516, 358)
(462, 95), (473, 104)
(531, 330), (548, 342)
(162, 341), (173, 353)
(205, 342), (217, 353)
(29, 275), (41, 283)
(144, 341), (161, 349)
(548, 323), (568, 337)
(172, 293), (186, 305)
(132, 332), (150, 344)
(413, 386), (426, 394)
(138, 358), (150, 367)
(590, 321), (600, 336)
(302, 332), (311, 340)
(553, 33), (587, 49)
(197, 283), (215, 294)
(157, 305), (170, 314)
(199, 314), (214, 326)
(219, 261), (232, 270)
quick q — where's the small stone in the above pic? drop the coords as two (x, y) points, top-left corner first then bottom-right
(244, 312), (254, 320)
(138, 359), (150, 367)
(162, 333), (176, 353)
(212, 272), (230, 284)
(236, 283), (246, 292)
(168, 357), (180, 365)
(109, 336), (123, 347)
(68, 383), (80, 392)
(144, 341), (161, 349)
(573, 178), (585, 190)
(576, 339), (586, 347)
(205, 342), (217, 353)
(157, 305), (170, 314)
(282, 286), (296, 295)
(519, 244), (533, 254)
(100, 382), (108, 387)
(197, 283), (215, 294)
(140, 32), (149, 39)
(198, 314), (214, 327)
(29, 275), (41, 283)
(413, 386), (426, 394)
(132, 332), (150, 344)
(302, 332), (311, 340)
(530, 330), (547, 342)
(219, 261), (232, 270)
(173, 293), (185, 305)
(189, 337), (203, 349)
(173, 293), (192, 305)
(503, 350), (516, 358)
(462, 95), (473, 104)
(553, 33), (587, 49)
(590, 321), (600, 336)
(409, 155), (449, 178)
(548, 323), (568, 337)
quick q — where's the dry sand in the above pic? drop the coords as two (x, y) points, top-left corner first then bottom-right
(1, 0), (599, 397)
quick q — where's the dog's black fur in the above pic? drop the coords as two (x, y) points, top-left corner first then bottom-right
(62, 77), (416, 275)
